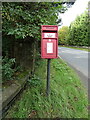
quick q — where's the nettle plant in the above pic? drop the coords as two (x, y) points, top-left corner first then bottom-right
(2, 56), (16, 82)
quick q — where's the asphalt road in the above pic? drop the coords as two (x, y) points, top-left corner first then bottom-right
(58, 47), (89, 90)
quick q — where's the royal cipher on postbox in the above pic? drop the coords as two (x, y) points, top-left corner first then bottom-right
(41, 25), (58, 59)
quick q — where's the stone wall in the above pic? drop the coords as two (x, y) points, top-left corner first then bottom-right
(14, 38), (36, 73)
(2, 35), (40, 74)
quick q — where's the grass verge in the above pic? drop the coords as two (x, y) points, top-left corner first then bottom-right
(6, 58), (88, 118)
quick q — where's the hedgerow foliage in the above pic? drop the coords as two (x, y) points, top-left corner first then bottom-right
(2, 2), (64, 41)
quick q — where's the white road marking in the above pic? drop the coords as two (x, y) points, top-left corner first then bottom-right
(58, 55), (63, 60)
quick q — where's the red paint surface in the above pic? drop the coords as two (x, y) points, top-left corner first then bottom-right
(41, 25), (58, 59)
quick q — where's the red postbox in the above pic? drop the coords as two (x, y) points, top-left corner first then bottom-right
(41, 25), (58, 59)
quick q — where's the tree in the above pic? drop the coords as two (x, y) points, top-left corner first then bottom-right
(67, 10), (89, 46)
(2, 2), (64, 40)
(2, 2), (67, 54)
(58, 26), (69, 45)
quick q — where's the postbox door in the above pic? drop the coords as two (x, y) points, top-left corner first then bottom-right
(42, 39), (57, 58)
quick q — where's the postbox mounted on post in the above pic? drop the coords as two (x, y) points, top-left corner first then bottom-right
(41, 25), (58, 96)
(41, 25), (58, 59)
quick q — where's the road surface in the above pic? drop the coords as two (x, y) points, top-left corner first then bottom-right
(58, 47), (89, 90)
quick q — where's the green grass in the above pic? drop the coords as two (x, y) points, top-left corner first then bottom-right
(60, 46), (90, 52)
(6, 58), (88, 118)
